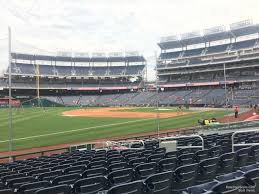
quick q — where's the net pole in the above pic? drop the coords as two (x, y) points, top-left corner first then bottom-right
(155, 51), (160, 138)
(8, 26), (13, 161)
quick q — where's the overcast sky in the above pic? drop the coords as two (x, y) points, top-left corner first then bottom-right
(1, 0), (259, 80)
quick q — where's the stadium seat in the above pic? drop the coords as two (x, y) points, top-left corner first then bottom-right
(164, 151), (178, 158)
(217, 152), (235, 175)
(106, 180), (145, 194)
(37, 170), (62, 181)
(234, 147), (251, 169)
(63, 164), (86, 174)
(87, 160), (107, 169)
(184, 180), (219, 194)
(196, 157), (219, 184)
(17, 181), (50, 194)
(128, 157), (146, 167)
(107, 168), (134, 186)
(211, 177), (245, 194)
(51, 173), (81, 185)
(171, 163), (198, 194)
(7, 176), (35, 189)
(0, 189), (14, 194)
(81, 167), (107, 178)
(125, 153), (141, 161)
(134, 162), (157, 180)
(208, 145), (221, 158)
(107, 157), (124, 165)
(157, 157), (177, 172)
(34, 184), (70, 194)
(247, 145), (259, 164)
(73, 176), (108, 194)
(108, 162), (128, 172)
(193, 149), (209, 163)
(154, 147), (166, 154)
(147, 153), (164, 163)
(144, 171), (173, 194)
(177, 153), (194, 166)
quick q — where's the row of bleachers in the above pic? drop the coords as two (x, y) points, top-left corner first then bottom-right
(10, 63), (145, 77)
(42, 88), (259, 107)
(159, 39), (258, 60)
(0, 131), (259, 193)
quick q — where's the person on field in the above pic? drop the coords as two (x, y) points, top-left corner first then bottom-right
(234, 104), (238, 118)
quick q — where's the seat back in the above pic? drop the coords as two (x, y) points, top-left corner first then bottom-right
(157, 157), (177, 172)
(196, 157), (219, 184)
(211, 177), (245, 194)
(172, 163), (198, 192)
(193, 149), (209, 163)
(147, 153), (164, 163)
(107, 180), (145, 194)
(234, 147), (251, 169)
(144, 171), (173, 194)
(73, 176), (107, 194)
(217, 152), (235, 175)
(82, 167), (107, 178)
(134, 162), (157, 180)
(34, 184), (70, 194)
(108, 168), (134, 186)
(177, 153), (194, 166)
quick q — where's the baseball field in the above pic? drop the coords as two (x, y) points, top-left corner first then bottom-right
(0, 107), (230, 152)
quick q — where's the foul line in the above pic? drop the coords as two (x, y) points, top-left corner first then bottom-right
(0, 118), (154, 143)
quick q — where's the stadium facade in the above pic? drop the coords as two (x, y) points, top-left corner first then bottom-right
(0, 20), (259, 107)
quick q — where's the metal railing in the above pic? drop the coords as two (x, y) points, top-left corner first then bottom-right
(159, 134), (204, 150)
(231, 129), (259, 152)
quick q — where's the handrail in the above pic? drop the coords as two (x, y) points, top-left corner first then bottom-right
(231, 128), (259, 152)
(159, 134), (204, 150)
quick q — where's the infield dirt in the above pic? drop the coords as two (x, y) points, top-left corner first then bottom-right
(62, 107), (191, 119)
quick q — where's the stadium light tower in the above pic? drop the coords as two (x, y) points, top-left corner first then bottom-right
(8, 26), (13, 160)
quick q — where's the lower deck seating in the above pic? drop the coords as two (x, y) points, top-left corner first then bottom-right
(0, 133), (259, 193)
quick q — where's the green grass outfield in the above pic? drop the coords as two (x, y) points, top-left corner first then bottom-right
(0, 107), (230, 151)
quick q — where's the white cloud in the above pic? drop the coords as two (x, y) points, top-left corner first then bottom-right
(0, 0), (259, 80)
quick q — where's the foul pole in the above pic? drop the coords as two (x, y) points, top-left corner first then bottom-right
(35, 64), (40, 104)
(8, 27), (13, 160)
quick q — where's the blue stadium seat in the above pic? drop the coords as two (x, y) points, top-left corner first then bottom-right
(147, 153), (164, 163)
(73, 176), (108, 194)
(37, 170), (62, 181)
(217, 152), (235, 175)
(247, 145), (259, 164)
(108, 162), (128, 172)
(82, 167), (107, 178)
(144, 171), (173, 194)
(134, 162), (157, 180)
(87, 160), (107, 169)
(177, 153), (194, 166)
(17, 181), (50, 194)
(184, 180), (219, 194)
(51, 173), (80, 185)
(107, 168), (134, 186)
(196, 157), (219, 184)
(129, 157), (146, 167)
(193, 149), (209, 163)
(157, 157), (177, 172)
(106, 180), (145, 194)
(171, 163), (198, 194)
(211, 177), (245, 194)
(34, 184), (70, 194)
(0, 189), (14, 194)
(234, 147), (251, 169)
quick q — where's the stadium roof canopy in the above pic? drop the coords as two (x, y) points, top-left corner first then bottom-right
(158, 20), (259, 50)
(11, 53), (146, 63)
